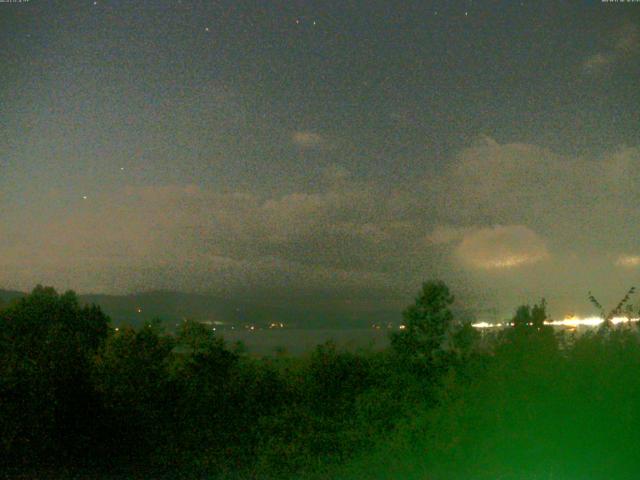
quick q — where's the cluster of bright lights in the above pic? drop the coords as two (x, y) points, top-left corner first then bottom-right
(472, 316), (640, 329)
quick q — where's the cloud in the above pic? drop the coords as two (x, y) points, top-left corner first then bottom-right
(322, 164), (351, 186)
(455, 225), (549, 269)
(0, 170), (397, 294)
(615, 255), (640, 268)
(291, 131), (325, 149)
(426, 225), (474, 245)
(615, 23), (640, 54)
(583, 52), (615, 72)
(3, 137), (640, 316)
(582, 23), (639, 74)
(426, 136), (640, 243)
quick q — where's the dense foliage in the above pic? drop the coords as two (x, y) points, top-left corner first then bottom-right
(2, 283), (640, 479)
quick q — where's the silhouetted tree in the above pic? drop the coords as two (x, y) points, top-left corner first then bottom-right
(390, 280), (455, 362)
(92, 320), (175, 464)
(499, 299), (558, 379)
(451, 321), (481, 359)
(589, 287), (636, 330)
(0, 286), (110, 465)
(306, 341), (372, 414)
(168, 321), (244, 467)
(508, 299), (548, 333)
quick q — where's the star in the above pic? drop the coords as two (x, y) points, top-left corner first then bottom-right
(205, 27), (210, 32)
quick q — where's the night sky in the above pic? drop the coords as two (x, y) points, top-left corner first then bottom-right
(2, 1), (640, 319)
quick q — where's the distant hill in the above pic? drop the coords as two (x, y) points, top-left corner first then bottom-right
(0, 288), (399, 331)
(0, 289), (26, 304)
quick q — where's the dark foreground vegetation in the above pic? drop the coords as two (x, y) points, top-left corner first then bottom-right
(2, 282), (640, 479)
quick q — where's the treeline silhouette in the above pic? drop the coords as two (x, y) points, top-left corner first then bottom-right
(2, 282), (640, 479)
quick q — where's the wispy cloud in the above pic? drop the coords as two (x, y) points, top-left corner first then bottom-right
(291, 131), (325, 149)
(615, 255), (640, 268)
(455, 226), (549, 270)
(583, 23), (639, 74)
(3, 137), (640, 314)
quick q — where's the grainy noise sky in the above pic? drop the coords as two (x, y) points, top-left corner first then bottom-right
(1, 1), (640, 319)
